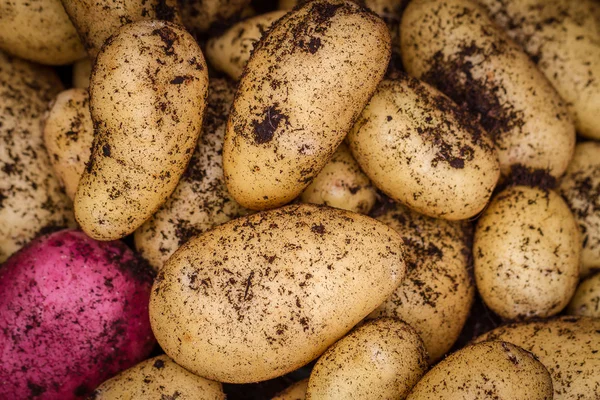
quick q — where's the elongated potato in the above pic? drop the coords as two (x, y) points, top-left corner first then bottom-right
(224, 0), (391, 210)
(272, 379), (309, 400)
(401, 0), (575, 178)
(567, 272), (600, 318)
(74, 21), (209, 241)
(179, 0), (252, 33)
(73, 58), (92, 89)
(150, 204), (406, 383)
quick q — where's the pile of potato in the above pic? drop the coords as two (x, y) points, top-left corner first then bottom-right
(0, 0), (598, 399)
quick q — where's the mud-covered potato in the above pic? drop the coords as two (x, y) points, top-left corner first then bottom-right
(272, 379), (309, 400)
(72, 58), (92, 89)
(567, 272), (600, 318)
(74, 21), (209, 241)
(224, 0), (391, 210)
(178, 0), (252, 33)
(150, 204), (406, 383)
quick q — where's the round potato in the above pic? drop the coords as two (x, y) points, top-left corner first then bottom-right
(401, 0), (575, 178)
(178, 0), (251, 33)
(567, 272), (600, 318)
(272, 379), (309, 400)
(150, 204), (407, 383)
(74, 21), (209, 241)
(307, 318), (428, 400)
(224, 0), (391, 210)
(348, 76), (499, 220)
(73, 58), (92, 89)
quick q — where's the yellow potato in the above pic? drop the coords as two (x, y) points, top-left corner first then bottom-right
(567, 272), (600, 318)
(72, 58), (92, 89)
(272, 379), (309, 400)
(179, 0), (251, 33)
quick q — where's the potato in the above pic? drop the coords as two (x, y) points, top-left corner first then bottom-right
(0, 0), (86, 65)
(307, 318), (428, 399)
(0, 230), (155, 399)
(474, 186), (580, 320)
(406, 341), (553, 399)
(74, 21), (209, 241)
(558, 142), (600, 276)
(0, 51), (75, 262)
(567, 272), (600, 318)
(178, 0), (252, 33)
(300, 143), (376, 214)
(401, 0), (575, 178)
(272, 379), (309, 400)
(475, 317), (600, 399)
(349, 76), (499, 220)
(224, 0), (391, 210)
(477, 0), (600, 140)
(368, 201), (474, 362)
(73, 58), (93, 89)
(149, 204), (406, 383)
(206, 11), (287, 80)
(134, 78), (248, 270)
(61, 0), (180, 58)
(43, 89), (94, 200)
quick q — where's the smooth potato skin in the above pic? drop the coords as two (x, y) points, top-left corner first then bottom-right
(74, 21), (208, 241)
(150, 204), (406, 383)
(179, 0), (251, 33)
(567, 273), (600, 318)
(224, 0), (391, 210)
(272, 379), (309, 400)
(73, 58), (92, 89)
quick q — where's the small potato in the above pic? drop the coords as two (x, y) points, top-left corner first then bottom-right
(74, 21), (209, 241)
(272, 379), (309, 400)
(178, 0), (252, 33)
(300, 143), (376, 214)
(406, 341), (553, 399)
(72, 58), (92, 89)
(567, 272), (600, 318)
(474, 186), (580, 320)
(348, 76), (499, 220)
(43, 89), (94, 200)
(307, 318), (428, 400)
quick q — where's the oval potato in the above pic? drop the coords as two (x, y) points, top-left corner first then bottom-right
(272, 379), (309, 400)
(567, 272), (600, 318)
(178, 0), (251, 33)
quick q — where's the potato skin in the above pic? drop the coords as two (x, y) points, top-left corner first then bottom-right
(567, 272), (600, 318)
(224, 0), (391, 210)
(74, 21), (209, 241)
(307, 318), (428, 400)
(149, 204), (406, 383)
(272, 379), (309, 400)
(73, 58), (92, 89)
(401, 0), (575, 178)
(178, 0), (251, 33)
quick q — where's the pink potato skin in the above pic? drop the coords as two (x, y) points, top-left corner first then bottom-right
(0, 230), (156, 399)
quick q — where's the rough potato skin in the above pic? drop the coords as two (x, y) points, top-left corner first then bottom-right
(0, 51), (75, 262)
(567, 272), (600, 318)
(272, 379), (309, 400)
(224, 0), (391, 210)
(306, 318), (428, 400)
(149, 204), (406, 383)
(178, 0), (251, 33)
(401, 0), (575, 178)
(74, 21), (209, 241)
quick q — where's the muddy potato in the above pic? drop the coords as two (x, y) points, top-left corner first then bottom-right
(73, 58), (92, 89)
(401, 0), (575, 178)
(272, 379), (309, 400)
(178, 0), (251, 33)
(150, 204), (406, 383)
(224, 0), (391, 210)
(567, 273), (600, 318)
(74, 21), (208, 241)
(307, 318), (428, 400)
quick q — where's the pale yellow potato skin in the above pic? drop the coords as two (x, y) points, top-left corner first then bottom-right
(134, 79), (248, 270)
(43, 89), (93, 200)
(74, 21), (208, 241)
(475, 317), (600, 400)
(558, 142), (600, 277)
(369, 201), (474, 362)
(91, 355), (225, 400)
(307, 318), (428, 400)
(0, 0), (86, 65)
(477, 0), (600, 140)
(300, 143), (376, 214)
(272, 379), (309, 400)
(401, 0), (575, 178)
(224, 0), (391, 210)
(206, 11), (287, 81)
(149, 204), (406, 383)
(0, 51), (75, 262)
(474, 186), (580, 320)
(72, 58), (92, 89)
(406, 341), (553, 399)
(567, 272), (600, 318)
(349, 76), (499, 220)
(178, 0), (251, 33)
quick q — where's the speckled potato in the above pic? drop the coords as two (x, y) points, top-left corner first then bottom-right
(0, 52), (75, 262)
(178, 0), (251, 33)
(43, 89), (93, 200)
(224, 0), (391, 210)
(134, 78), (248, 270)
(567, 273), (600, 318)
(559, 142), (600, 277)
(207, 11), (286, 80)
(368, 201), (474, 362)
(406, 341), (553, 399)
(307, 318), (428, 400)
(401, 0), (575, 178)
(474, 186), (580, 320)
(477, 0), (600, 140)
(150, 204), (407, 383)
(91, 355), (225, 400)
(74, 21), (208, 241)
(475, 317), (600, 399)
(300, 143), (376, 214)
(0, 0), (86, 65)
(73, 58), (92, 89)
(272, 379), (309, 400)
(349, 76), (499, 220)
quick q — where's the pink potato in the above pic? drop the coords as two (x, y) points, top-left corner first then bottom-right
(0, 230), (155, 399)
